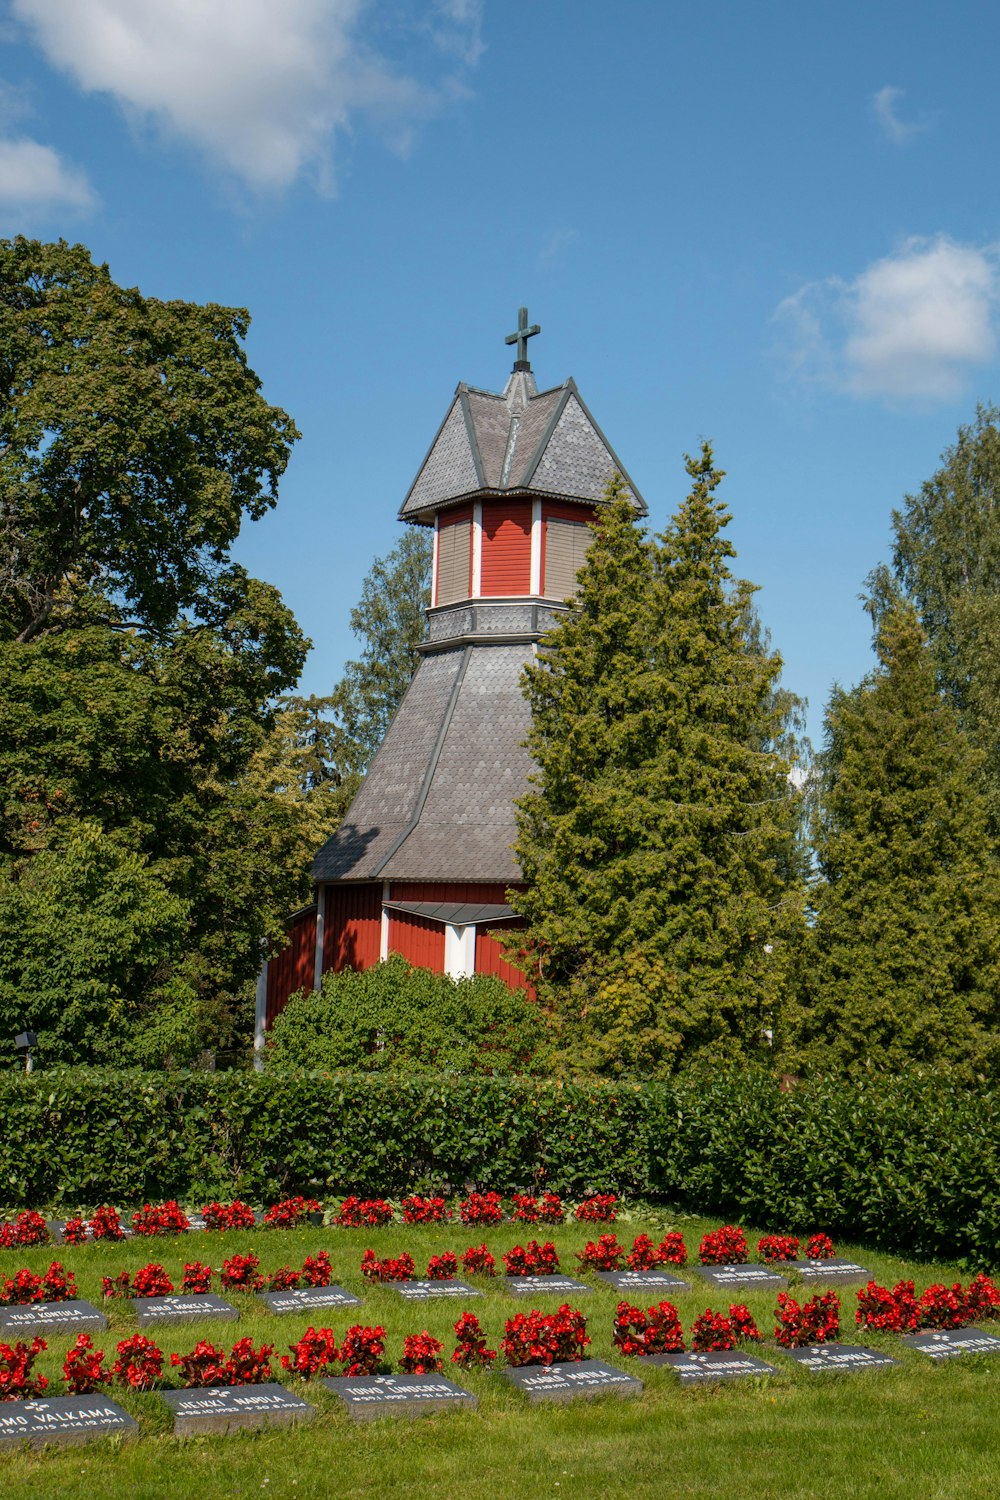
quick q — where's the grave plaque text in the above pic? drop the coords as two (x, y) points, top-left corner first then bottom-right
(160, 1382), (315, 1436)
(259, 1285), (363, 1316)
(694, 1263), (787, 1291)
(0, 1301), (107, 1338)
(503, 1274), (591, 1298)
(0, 1396), (137, 1449)
(790, 1259), (872, 1284)
(388, 1279), (481, 1301)
(502, 1359), (642, 1404)
(902, 1327), (1000, 1360)
(648, 1349), (778, 1384)
(784, 1342), (899, 1374)
(594, 1269), (690, 1295)
(135, 1293), (239, 1328)
(322, 1373), (478, 1420)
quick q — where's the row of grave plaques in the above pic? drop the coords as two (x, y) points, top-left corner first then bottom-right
(5, 1328), (1000, 1447)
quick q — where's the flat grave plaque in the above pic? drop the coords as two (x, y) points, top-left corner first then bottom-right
(322, 1373), (478, 1421)
(259, 1285), (363, 1316)
(594, 1269), (691, 1295)
(0, 1300), (107, 1338)
(503, 1275), (592, 1298)
(784, 1342), (899, 1374)
(790, 1259), (872, 1284)
(902, 1327), (1000, 1360)
(501, 1359), (642, 1405)
(46, 1221), (134, 1244)
(694, 1263), (787, 1291)
(160, 1382), (315, 1436)
(387, 1279), (481, 1302)
(648, 1349), (778, 1384)
(135, 1293), (239, 1328)
(0, 1395), (137, 1449)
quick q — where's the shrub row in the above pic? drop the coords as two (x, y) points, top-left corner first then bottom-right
(1, 1065), (997, 1268)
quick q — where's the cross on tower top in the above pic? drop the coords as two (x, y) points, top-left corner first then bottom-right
(505, 306), (540, 370)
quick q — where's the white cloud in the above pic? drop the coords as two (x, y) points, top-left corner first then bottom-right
(0, 136), (95, 213)
(872, 85), (928, 146)
(775, 238), (999, 402)
(12, 0), (483, 192)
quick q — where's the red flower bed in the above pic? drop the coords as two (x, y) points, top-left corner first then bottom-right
(503, 1241), (560, 1277)
(855, 1280), (919, 1333)
(202, 1201), (256, 1231)
(0, 1338), (48, 1400)
(0, 1212), (50, 1248)
(574, 1195), (617, 1224)
(501, 1305), (590, 1367)
(338, 1325), (386, 1376)
(62, 1217), (88, 1245)
(806, 1233), (835, 1260)
(426, 1252), (458, 1281)
(577, 1234), (625, 1272)
(263, 1197), (321, 1229)
(511, 1193), (565, 1224)
(1, 1262), (77, 1305)
(459, 1193), (504, 1226)
(757, 1234), (800, 1264)
(657, 1232), (688, 1267)
(964, 1273), (1000, 1321)
(452, 1313), (496, 1369)
(401, 1196), (451, 1225)
(301, 1251), (333, 1288)
(113, 1334), (163, 1390)
(281, 1326), (339, 1380)
(400, 1332), (444, 1374)
(690, 1310), (738, 1352)
(267, 1265), (301, 1291)
(334, 1197), (393, 1228)
(131, 1201), (190, 1238)
(727, 1304), (762, 1342)
(775, 1290), (841, 1347)
(182, 1262), (213, 1295)
(613, 1300), (685, 1356)
(63, 1334), (110, 1395)
(360, 1250), (414, 1284)
(220, 1253), (263, 1292)
(698, 1225), (748, 1265)
(170, 1338), (274, 1387)
(90, 1206), (126, 1241)
(626, 1234), (659, 1271)
(461, 1244), (497, 1278)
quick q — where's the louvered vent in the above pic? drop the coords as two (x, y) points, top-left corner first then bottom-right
(436, 519), (471, 605)
(544, 517), (592, 600)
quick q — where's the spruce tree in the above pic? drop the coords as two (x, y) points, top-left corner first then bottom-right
(798, 601), (1000, 1076)
(511, 452), (804, 1074)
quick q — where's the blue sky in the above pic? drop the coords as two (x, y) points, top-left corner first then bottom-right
(1, 0), (997, 742)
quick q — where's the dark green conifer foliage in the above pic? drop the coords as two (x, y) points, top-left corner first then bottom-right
(511, 453), (803, 1075)
(799, 602), (1000, 1076)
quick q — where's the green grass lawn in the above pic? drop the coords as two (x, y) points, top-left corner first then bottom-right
(1, 1208), (998, 1499)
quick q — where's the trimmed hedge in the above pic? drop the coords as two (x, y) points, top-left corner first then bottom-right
(1, 1065), (997, 1268)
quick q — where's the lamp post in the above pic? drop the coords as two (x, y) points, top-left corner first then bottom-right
(14, 1032), (37, 1074)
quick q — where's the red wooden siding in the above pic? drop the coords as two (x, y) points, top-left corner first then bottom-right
(323, 882), (381, 974)
(387, 909), (446, 969)
(481, 500), (532, 596)
(475, 922), (534, 996)
(389, 881), (534, 995)
(266, 904), (317, 1025)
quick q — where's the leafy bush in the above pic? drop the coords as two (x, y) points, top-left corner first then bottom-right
(266, 957), (549, 1075)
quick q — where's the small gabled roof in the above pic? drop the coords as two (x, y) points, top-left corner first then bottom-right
(399, 371), (646, 521)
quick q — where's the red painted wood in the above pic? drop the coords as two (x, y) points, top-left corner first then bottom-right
(481, 500), (532, 596)
(387, 908), (446, 970)
(474, 922), (535, 997)
(323, 882), (381, 974)
(266, 905), (317, 1025)
(389, 881), (511, 905)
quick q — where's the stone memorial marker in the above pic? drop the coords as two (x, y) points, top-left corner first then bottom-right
(0, 1395), (138, 1450)
(160, 1382), (316, 1436)
(135, 1293), (239, 1328)
(501, 1359), (642, 1404)
(694, 1263), (787, 1291)
(46, 1221), (134, 1244)
(594, 1269), (690, 1295)
(387, 1279), (481, 1302)
(902, 1327), (1000, 1360)
(784, 1342), (899, 1373)
(0, 1301), (107, 1338)
(790, 1259), (872, 1285)
(259, 1285), (363, 1316)
(648, 1349), (778, 1384)
(503, 1274), (591, 1298)
(322, 1372), (478, 1421)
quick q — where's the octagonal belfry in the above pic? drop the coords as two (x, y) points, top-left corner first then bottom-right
(261, 314), (645, 1032)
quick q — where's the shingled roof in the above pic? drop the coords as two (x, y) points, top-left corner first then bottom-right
(399, 370), (646, 521)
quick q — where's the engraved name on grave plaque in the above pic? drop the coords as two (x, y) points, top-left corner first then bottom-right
(784, 1342), (899, 1373)
(0, 1301), (107, 1338)
(790, 1259), (872, 1284)
(503, 1274), (591, 1298)
(160, 1382), (316, 1436)
(648, 1349), (778, 1384)
(501, 1359), (643, 1404)
(258, 1285), (363, 1316)
(323, 1373), (478, 1420)
(135, 1293), (239, 1328)
(0, 1396), (138, 1449)
(594, 1269), (691, 1294)
(388, 1279), (482, 1301)
(694, 1263), (787, 1291)
(902, 1327), (1000, 1360)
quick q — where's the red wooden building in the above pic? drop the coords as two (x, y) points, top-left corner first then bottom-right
(257, 313), (644, 1047)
